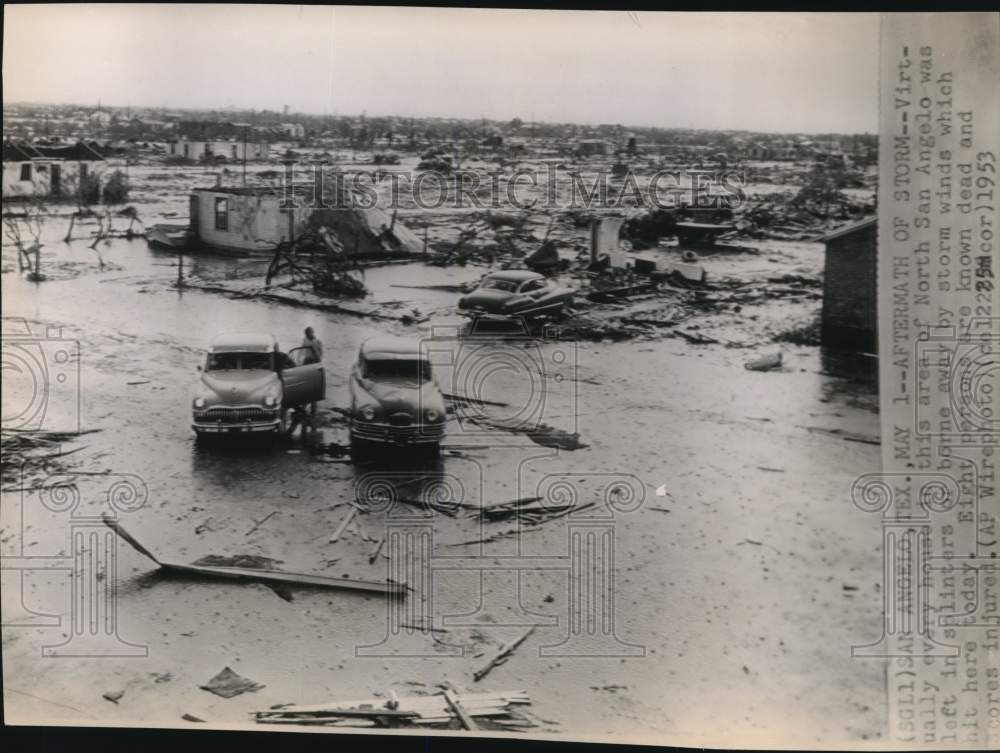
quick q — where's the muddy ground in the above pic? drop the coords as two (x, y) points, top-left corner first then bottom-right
(2, 158), (884, 746)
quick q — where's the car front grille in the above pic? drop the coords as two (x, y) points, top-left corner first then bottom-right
(351, 421), (445, 444)
(388, 412), (414, 426)
(201, 406), (274, 424)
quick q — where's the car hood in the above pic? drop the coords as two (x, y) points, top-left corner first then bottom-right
(459, 289), (515, 311)
(357, 378), (445, 418)
(198, 370), (280, 405)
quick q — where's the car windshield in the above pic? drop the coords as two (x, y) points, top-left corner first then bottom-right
(206, 351), (273, 371)
(364, 357), (431, 383)
(480, 278), (518, 293)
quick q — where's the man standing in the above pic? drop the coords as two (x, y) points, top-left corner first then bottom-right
(302, 326), (323, 364)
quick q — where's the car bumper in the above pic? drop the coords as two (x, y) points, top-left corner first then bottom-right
(461, 302), (563, 319)
(350, 421), (444, 445)
(192, 418), (281, 434)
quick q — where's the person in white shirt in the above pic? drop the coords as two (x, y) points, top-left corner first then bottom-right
(302, 327), (323, 364)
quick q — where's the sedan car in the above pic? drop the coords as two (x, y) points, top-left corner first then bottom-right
(348, 336), (446, 454)
(191, 332), (325, 437)
(457, 270), (574, 320)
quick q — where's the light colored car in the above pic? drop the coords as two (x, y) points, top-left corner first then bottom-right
(457, 270), (574, 319)
(348, 336), (446, 453)
(191, 332), (325, 436)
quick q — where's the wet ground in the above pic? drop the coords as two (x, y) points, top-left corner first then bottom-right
(2, 170), (884, 745)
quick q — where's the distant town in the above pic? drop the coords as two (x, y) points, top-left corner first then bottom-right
(3, 101), (878, 172)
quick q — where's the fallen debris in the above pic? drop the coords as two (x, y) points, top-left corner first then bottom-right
(102, 514), (405, 596)
(368, 536), (386, 564)
(804, 426), (880, 445)
(245, 511), (279, 536)
(102, 690), (124, 704)
(480, 498), (595, 525)
(442, 392), (510, 408)
(192, 554), (282, 569)
(744, 352), (783, 372)
(473, 626), (536, 682)
(181, 713), (206, 723)
(329, 507), (357, 543)
(462, 414), (589, 451)
(442, 687), (478, 731)
(255, 689), (532, 729)
(200, 666), (265, 699)
(673, 329), (719, 345)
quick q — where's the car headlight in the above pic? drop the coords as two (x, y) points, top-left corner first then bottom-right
(425, 408), (440, 422)
(264, 395), (278, 408)
(360, 405), (376, 421)
(193, 397), (206, 409)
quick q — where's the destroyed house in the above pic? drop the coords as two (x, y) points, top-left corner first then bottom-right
(309, 205), (424, 258)
(189, 186), (312, 255)
(166, 139), (269, 162)
(820, 216), (877, 353)
(576, 139), (610, 157)
(2, 140), (107, 199)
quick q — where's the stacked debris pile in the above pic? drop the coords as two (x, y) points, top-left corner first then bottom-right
(0, 429), (95, 484)
(255, 689), (535, 730)
(265, 229), (367, 298)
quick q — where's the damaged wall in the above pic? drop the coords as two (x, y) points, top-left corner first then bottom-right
(821, 217), (877, 353)
(192, 188), (310, 253)
(309, 206), (423, 257)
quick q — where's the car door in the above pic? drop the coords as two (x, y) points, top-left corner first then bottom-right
(280, 347), (326, 406)
(517, 279), (548, 312)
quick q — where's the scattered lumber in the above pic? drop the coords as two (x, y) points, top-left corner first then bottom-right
(442, 392), (510, 408)
(255, 689), (532, 729)
(245, 510), (278, 536)
(442, 687), (478, 730)
(101, 514), (405, 596)
(473, 626), (536, 682)
(329, 507), (357, 543)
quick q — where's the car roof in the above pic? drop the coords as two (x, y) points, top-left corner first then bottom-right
(483, 270), (543, 283)
(361, 336), (427, 360)
(209, 332), (277, 353)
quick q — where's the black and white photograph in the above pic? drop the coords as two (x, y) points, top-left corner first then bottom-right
(1, 6), (997, 749)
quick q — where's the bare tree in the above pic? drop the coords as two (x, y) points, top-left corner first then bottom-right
(2, 191), (47, 281)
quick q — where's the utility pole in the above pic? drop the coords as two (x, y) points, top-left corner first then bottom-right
(242, 125), (248, 186)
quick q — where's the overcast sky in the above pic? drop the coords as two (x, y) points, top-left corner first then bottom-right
(3, 5), (878, 134)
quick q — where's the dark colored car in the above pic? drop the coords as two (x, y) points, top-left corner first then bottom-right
(457, 270), (574, 319)
(348, 336), (446, 454)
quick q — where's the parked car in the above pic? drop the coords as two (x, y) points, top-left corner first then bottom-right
(457, 270), (573, 319)
(191, 332), (325, 437)
(348, 336), (446, 454)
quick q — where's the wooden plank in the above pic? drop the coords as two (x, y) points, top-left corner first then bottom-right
(473, 626), (536, 682)
(329, 507), (357, 543)
(442, 689), (478, 731)
(102, 514), (405, 596)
